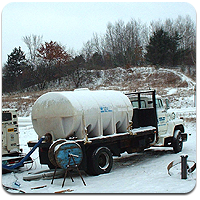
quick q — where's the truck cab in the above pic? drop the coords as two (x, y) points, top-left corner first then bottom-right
(127, 93), (187, 153)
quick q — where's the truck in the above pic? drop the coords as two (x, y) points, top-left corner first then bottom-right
(2, 109), (32, 173)
(28, 89), (187, 175)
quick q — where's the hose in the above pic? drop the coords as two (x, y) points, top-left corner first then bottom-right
(2, 137), (45, 170)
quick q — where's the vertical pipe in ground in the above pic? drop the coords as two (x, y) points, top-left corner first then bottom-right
(181, 155), (188, 179)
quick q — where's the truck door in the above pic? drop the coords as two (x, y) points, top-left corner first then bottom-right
(156, 99), (168, 134)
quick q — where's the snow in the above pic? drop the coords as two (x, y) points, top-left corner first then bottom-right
(1, 108), (196, 194)
(21, 96), (31, 99)
(167, 88), (177, 95)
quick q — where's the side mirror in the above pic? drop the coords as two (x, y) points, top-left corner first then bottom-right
(165, 99), (170, 110)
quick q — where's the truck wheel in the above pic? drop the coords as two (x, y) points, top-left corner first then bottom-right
(48, 161), (56, 169)
(92, 147), (113, 175)
(173, 130), (183, 153)
(90, 147), (113, 175)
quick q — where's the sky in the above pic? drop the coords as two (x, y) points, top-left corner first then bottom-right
(1, 1), (196, 64)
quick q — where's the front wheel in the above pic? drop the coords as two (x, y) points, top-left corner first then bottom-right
(173, 130), (183, 153)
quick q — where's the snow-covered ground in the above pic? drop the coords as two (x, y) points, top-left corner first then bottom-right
(2, 108), (196, 194)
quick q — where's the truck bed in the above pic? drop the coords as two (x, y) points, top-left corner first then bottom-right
(81, 126), (156, 144)
(28, 126), (156, 148)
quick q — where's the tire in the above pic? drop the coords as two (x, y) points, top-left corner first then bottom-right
(86, 147), (113, 175)
(173, 130), (183, 153)
(48, 161), (56, 169)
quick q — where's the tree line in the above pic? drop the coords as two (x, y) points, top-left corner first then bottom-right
(82, 15), (195, 68)
(2, 15), (196, 93)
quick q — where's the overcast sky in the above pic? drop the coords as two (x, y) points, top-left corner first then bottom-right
(1, 1), (196, 64)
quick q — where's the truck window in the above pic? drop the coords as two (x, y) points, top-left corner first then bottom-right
(2, 113), (12, 122)
(131, 100), (146, 108)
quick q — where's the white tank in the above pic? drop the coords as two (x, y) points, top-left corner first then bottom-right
(32, 89), (133, 140)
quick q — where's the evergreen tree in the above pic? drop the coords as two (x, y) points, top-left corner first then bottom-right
(89, 52), (105, 69)
(3, 46), (27, 92)
(145, 28), (181, 66)
(68, 55), (87, 88)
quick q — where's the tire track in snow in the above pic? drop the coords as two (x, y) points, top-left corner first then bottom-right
(159, 68), (196, 89)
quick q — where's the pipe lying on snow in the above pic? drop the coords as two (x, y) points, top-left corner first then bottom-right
(2, 137), (45, 170)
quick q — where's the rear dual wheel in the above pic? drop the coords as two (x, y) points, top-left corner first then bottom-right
(86, 147), (113, 175)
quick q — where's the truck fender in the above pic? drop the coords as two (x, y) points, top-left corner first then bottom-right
(165, 121), (176, 137)
(173, 125), (185, 136)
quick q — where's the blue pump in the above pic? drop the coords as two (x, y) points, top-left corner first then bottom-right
(2, 137), (45, 170)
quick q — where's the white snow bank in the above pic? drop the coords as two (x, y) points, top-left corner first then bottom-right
(18, 117), (32, 128)
(167, 88), (177, 95)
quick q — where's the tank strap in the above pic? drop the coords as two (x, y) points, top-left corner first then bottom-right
(82, 114), (90, 145)
(127, 121), (133, 135)
(126, 112), (133, 135)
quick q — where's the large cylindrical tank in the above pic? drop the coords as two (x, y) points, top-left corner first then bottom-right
(32, 89), (133, 140)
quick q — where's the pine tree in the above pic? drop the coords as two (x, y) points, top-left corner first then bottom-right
(145, 28), (181, 66)
(3, 46), (27, 92)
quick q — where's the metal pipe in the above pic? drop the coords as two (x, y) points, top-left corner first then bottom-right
(181, 155), (188, 179)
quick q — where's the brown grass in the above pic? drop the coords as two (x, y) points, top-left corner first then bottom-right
(145, 71), (182, 87)
(184, 117), (196, 123)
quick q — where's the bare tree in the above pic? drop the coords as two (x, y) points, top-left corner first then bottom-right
(82, 40), (94, 63)
(105, 19), (147, 66)
(174, 15), (196, 65)
(22, 34), (43, 67)
(82, 16), (195, 68)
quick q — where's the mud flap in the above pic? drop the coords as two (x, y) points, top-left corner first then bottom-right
(181, 133), (187, 142)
